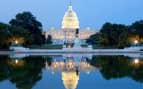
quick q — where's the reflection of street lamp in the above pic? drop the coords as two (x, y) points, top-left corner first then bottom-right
(134, 40), (139, 46)
(134, 59), (140, 64)
(15, 59), (19, 64)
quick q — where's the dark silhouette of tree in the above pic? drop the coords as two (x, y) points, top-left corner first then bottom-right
(46, 35), (52, 44)
(9, 12), (45, 45)
(87, 22), (129, 48)
(129, 20), (143, 44)
(0, 23), (11, 49)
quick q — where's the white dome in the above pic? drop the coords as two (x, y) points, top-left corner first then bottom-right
(62, 4), (80, 29)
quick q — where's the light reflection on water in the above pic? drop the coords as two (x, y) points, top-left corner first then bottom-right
(0, 53), (143, 89)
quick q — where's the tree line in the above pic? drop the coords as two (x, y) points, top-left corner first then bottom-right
(1, 11), (143, 49)
(0, 12), (52, 49)
(87, 20), (143, 48)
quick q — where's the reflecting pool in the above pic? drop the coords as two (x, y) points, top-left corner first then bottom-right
(0, 54), (143, 89)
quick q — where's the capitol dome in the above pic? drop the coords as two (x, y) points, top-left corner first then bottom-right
(62, 4), (80, 29)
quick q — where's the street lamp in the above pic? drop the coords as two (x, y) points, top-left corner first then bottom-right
(15, 40), (18, 45)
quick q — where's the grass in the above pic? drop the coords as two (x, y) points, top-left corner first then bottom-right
(29, 44), (63, 49)
(92, 45), (119, 49)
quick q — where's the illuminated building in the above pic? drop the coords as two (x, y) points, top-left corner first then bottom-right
(44, 3), (97, 44)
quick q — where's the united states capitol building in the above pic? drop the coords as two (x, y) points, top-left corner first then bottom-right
(44, 3), (97, 44)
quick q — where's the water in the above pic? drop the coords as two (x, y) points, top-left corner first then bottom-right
(0, 53), (143, 89)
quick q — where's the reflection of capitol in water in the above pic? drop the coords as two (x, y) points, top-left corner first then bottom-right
(45, 56), (95, 89)
(6, 54), (143, 89)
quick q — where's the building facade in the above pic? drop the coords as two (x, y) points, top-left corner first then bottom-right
(44, 3), (97, 44)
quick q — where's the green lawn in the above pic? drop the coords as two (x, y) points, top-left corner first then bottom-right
(29, 44), (63, 49)
(92, 45), (122, 49)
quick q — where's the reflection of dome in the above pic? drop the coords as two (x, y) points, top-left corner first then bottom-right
(62, 4), (80, 29)
(62, 71), (79, 89)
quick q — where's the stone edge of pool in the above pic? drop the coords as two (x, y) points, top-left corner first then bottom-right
(0, 49), (143, 54)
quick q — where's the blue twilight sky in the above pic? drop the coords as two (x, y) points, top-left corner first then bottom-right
(0, 0), (143, 30)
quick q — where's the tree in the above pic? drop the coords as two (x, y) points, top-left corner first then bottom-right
(87, 22), (129, 48)
(7, 26), (30, 45)
(129, 20), (143, 44)
(9, 12), (45, 45)
(46, 35), (52, 44)
(0, 23), (11, 49)
(86, 33), (101, 45)
(101, 23), (129, 47)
